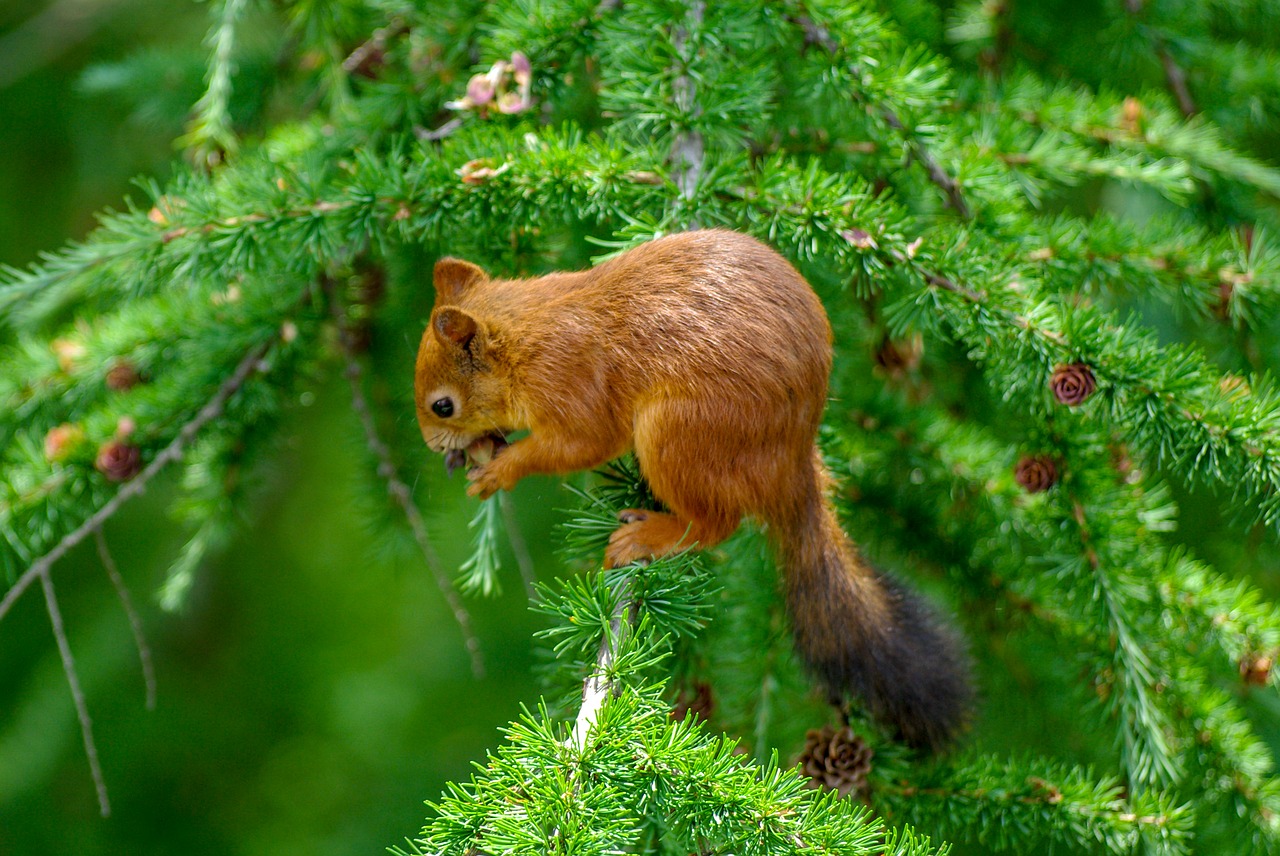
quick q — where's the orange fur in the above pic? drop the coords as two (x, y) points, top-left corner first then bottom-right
(414, 230), (971, 748)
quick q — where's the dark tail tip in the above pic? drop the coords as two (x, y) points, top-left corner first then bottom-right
(791, 569), (974, 752)
(867, 573), (973, 750)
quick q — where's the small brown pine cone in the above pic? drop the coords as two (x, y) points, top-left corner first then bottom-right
(1240, 654), (1273, 687)
(95, 440), (142, 482)
(671, 682), (715, 723)
(1050, 363), (1097, 406)
(105, 359), (142, 391)
(1015, 454), (1058, 493)
(798, 724), (873, 798)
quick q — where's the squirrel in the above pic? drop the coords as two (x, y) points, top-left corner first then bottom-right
(413, 229), (972, 749)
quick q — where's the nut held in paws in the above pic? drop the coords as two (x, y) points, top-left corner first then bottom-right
(468, 433), (510, 465)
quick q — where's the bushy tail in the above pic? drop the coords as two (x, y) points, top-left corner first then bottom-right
(774, 457), (972, 750)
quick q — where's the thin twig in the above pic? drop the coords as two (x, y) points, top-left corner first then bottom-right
(1156, 46), (1197, 117)
(1123, 0), (1197, 117)
(881, 109), (974, 219)
(95, 528), (156, 711)
(341, 17), (408, 76)
(499, 493), (537, 598)
(790, 6), (973, 220)
(0, 342), (268, 626)
(883, 775), (1173, 825)
(414, 117), (464, 143)
(329, 292), (485, 678)
(40, 569), (110, 817)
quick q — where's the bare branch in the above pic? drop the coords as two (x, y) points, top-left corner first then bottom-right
(329, 288), (485, 678)
(1123, 0), (1197, 117)
(95, 528), (156, 711)
(499, 493), (537, 598)
(1157, 46), (1197, 117)
(1, 342), (269, 625)
(342, 18), (408, 77)
(414, 117), (464, 143)
(40, 569), (111, 817)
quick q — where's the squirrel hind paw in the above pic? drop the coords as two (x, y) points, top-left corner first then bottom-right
(604, 511), (689, 569)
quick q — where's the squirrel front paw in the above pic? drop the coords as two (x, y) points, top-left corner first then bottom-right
(461, 435), (514, 499)
(465, 462), (508, 499)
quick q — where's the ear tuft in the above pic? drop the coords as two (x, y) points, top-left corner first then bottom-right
(433, 258), (487, 303)
(434, 308), (478, 350)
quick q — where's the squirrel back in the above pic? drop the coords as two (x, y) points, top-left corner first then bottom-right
(414, 229), (972, 748)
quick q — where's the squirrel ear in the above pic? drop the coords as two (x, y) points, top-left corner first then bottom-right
(433, 307), (479, 350)
(433, 258), (487, 303)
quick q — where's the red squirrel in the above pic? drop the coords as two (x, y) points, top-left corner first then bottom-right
(414, 229), (971, 749)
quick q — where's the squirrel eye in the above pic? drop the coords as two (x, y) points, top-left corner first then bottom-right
(431, 397), (455, 418)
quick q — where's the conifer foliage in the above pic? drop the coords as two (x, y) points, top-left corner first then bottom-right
(3, 0), (1280, 852)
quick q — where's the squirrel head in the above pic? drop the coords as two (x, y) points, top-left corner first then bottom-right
(414, 258), (516, 454)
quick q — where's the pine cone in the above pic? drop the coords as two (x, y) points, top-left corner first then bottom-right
(1240, 654), (1273, 686)
(1015, 454), (1058, 493)
(798, 724), (873, 798)
(1050, 363), (1097, 406)
(105, 359), (142, 391)
(95, 440), (142, 482)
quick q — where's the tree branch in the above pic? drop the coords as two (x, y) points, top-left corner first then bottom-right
(0, 341), (269, 625)
(1123, 0), (1197, 117)
(0, 329), (271, 819)
(329, 288), (485, 678)
(342, 17), (408, 76)
(879, 776), (1175, 828)
(789, 5), (973, 219)
(670, 0), (706, 228)
(571, 574), (638, 748)
(40, 568), (111, 817)
(499, 493), (537, 599)
(881, 109), (974, 220)
(95, 528), (156, 711)
(1157, 47), (1197, 117)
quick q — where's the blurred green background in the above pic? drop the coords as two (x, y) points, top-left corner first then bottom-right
(0, 2), (558, 852)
